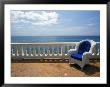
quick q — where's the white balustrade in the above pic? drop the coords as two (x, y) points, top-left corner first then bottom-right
(11, 42), (100, 59)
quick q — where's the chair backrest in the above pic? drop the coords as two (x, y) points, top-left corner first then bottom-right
(78, 40), (91, 54)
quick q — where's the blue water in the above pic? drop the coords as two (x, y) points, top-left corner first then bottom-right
(11, 36), (100, 43)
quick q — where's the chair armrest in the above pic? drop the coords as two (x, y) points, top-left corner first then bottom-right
(83, 52), (92, 59)
(68, 49), (77, 55)
(83, 52), (92, 56)
(82, 52), (92, 64)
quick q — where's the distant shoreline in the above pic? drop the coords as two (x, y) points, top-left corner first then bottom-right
(11, 35), (100, 37)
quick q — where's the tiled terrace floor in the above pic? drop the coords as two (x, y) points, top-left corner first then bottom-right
(11, 59), (100, 77)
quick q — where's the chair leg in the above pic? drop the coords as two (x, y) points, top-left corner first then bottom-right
(81, 64), (84, 70)
(69, 58), (71, 64)
(81, 67), (83, 70)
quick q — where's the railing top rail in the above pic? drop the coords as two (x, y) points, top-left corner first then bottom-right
(11, 42), (100, 45)
(11, 42), (79, 45)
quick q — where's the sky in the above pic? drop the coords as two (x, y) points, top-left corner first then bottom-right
(11, 10), (100, 36)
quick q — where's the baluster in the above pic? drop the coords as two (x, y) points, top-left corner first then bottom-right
(75, 43), (78, 50)
(64, 46), (65, 57)
(61, 45), (65, 59)
(98, 44), (100, 55)
(13, 45), (15, 56)
(33, 46), (36, 56)
(52, 46), (54, 56)
(18, 45), (21, 56)
(19, 45), (21, 56)
(67, 45), (69, 54)
(92, 45), (95, 56)
(45, 46), (48, 56)
(11, 45), (14, 56)
(26, 49), (28, 56)
(97, 49), (99, 55)
(11, 48), (14, 56)
(54, 46), (57, 56)
(57, 46), (59, 56)
(50, 46), (52, 56)
(29, 46), (31, 57)
(16, 45), (19, 56)
(21, 45), (24, 56)
(95, 45), (97, 56)
(22, 45), (25, 56)
(47, 46), (50, 57)
(23, 45), (25, 56)
(24, 45), (27, 56)
(13, 46), (16, 57)
(43, 47), (45, 57)
(97, 44), (100, 56)
(38, 46), (40, 57)
(59, 46), (61, 56)
(61, 46), (63, 56)
(64, 45), (66, 56)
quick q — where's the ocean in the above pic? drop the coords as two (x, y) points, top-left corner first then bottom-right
(11, 36), (100, 43)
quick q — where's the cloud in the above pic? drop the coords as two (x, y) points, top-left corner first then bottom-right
(84, 23), (95, 26)
(11, 11), (59, 26)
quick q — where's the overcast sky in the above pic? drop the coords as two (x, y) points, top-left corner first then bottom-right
(11, 10), (100, 36)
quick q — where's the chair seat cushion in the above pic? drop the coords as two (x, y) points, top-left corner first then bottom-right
(71, 53), (83, 61)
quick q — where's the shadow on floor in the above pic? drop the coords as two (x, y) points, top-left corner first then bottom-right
(70, 64), (100, 75)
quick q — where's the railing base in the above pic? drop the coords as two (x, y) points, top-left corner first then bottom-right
(11, 58), (100, 63)
(11, 58), (69, 63)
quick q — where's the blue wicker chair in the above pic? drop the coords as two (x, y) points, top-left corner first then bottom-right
(68, 40), (96, 70)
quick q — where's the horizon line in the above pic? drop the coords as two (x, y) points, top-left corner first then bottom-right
(11, 35), (100, 37)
